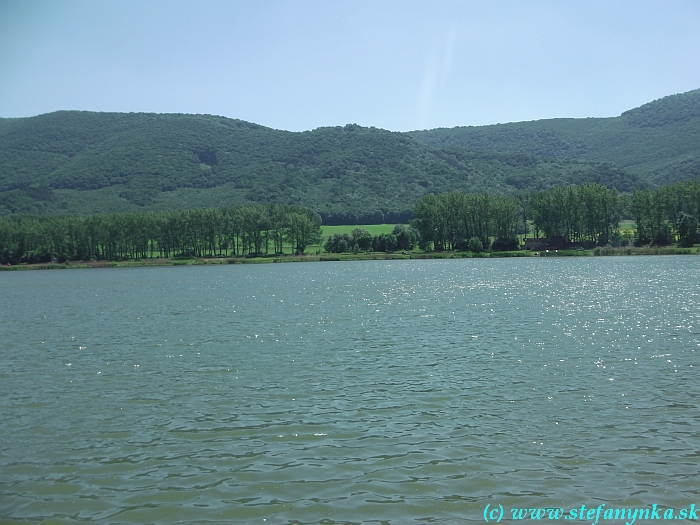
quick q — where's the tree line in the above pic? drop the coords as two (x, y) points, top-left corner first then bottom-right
(2, 178), (699, 264)
(0, 204), (322, 264)
(412, 179), (700, 251)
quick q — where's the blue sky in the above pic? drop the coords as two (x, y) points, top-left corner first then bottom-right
(1, 0), (699, 131)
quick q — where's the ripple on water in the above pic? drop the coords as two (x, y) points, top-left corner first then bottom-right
(0, 258), (699, 523)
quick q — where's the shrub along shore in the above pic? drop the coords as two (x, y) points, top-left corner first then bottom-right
(1, 245), (697, 271)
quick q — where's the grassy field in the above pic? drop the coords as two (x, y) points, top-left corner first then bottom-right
(619, 219), (636, 232)
(297, 224), (401, 254)
(321, 224), (399, 237)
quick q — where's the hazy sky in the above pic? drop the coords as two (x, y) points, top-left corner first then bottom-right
(1, 0), (699, 131)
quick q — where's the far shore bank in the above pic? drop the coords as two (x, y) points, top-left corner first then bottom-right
(1, 245), (697, 271)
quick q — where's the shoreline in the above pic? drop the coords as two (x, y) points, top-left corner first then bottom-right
(1, 246), (697, 271)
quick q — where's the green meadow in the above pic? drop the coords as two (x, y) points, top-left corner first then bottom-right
(297, 224), (401, 254)
(321, 224), (399, 237)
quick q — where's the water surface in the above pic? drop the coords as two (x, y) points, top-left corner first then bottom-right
(1, 257), (698, 523)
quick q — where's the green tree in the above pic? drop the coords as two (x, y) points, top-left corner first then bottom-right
(285, 210), (322, 254)
(351, 228), (374, 251)
(468, 236), (483, 253)
(677, 212), (698, 246)
(373, 233), (398, 252)
(325, 234), (351, 253)
(392, 224), (415, 251)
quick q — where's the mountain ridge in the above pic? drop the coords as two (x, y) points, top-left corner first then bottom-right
(1, 88), (699, 220)
(408, 88), (700, 185)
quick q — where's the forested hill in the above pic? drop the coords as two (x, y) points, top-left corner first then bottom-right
(409, 89), (700, 186)
(2, 89), (699, 221)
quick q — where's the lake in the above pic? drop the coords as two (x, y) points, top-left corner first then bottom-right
(1, 257), (698, 524)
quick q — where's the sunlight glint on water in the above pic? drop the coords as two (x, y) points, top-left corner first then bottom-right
(1, 257), (698, 524)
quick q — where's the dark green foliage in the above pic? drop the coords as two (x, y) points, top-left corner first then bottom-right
(373, 233), (398, 253)
(491, 238), (519, 251)
(0, 203), (321, 264)
(391, 224), (416, 251)
(622, 90), (700, 128)
(410, 88), (700, 186)
(324, 233), (351, 254)
(412, 192), (497, 251)
(411, 178), (700, 252)
(322, 228), (407, 254)
(3, 89), (700, 221)
(285, 209), (322, 255)
(468, 237), (483, 253)
(0, 110), (648, 220)
(631, 178), (700, 246)
(4, 179), (697, 264)
(412, 183), (624, 251)
(530, 183), (623, 245)
(351, 228), (374, 251)
(677, 212), (699, 247)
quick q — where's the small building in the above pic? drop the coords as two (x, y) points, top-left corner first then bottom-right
(523, 238), (548, 250)
(523, 236), (571, 250)
(548, 236), (570, 250)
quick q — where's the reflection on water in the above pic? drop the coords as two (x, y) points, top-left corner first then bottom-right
(1, 257), (698, 523)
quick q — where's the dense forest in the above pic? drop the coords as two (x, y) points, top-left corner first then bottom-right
(409, 89), (700, 186)
(0, 112), (644, 221)
(1, 88), (699, 222)
(2, 178), (698, 265)
(0, 204), (323, 264)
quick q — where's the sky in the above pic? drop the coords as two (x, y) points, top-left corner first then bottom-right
(1, 0), (699, 132)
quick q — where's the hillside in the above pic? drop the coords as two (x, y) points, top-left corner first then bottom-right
(0, 111), (645, 221)
(409, 89), (700, 185)
(5, 88), (700, 221)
